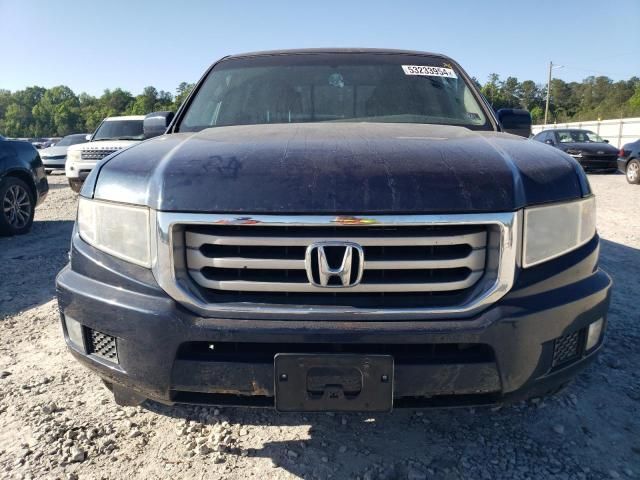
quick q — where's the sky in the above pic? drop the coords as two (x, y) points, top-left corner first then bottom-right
(1, 0), (639, 97)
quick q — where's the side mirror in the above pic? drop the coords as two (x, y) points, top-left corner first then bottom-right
(496, 108), (532, 138)
(85, 134), (92, 141)
(144, 111), (175, 139)
(603, 139), (609, 143)
(545, 139), (554, 145)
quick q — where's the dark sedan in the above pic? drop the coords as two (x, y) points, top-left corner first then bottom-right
(0, 138), (49, 235)
(617, 139), (640, 184)
(532, 129), (619, 172)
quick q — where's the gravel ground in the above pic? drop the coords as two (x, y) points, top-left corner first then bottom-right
(1, 173), (639, 480)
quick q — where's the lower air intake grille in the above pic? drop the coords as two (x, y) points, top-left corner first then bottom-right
(552, 330), (583, 368)
(87, 330), (118, 363)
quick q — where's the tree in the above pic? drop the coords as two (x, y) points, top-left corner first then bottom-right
(519, 80), (541, 111)
(173, 82), (194, 111)
(481, 74), (503, 109)
(501, 76), (521, 108)
(130, 86), (159, 115)
(628, 83), (640, 115)
(32, 86), (81, 136)
(100, 88), (134, 116)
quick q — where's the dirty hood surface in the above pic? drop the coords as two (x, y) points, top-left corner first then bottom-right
(91, 123), (586, 213)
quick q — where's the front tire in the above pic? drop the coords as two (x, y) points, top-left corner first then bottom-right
(68, 179), (83, 193)
(0, 177), (35, 236)
(626, 160), (640, 184)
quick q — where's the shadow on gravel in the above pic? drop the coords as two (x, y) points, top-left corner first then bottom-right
(46, 181), (71, 191)
(0, 220), (73, 317)
(598, 238), (640, 285)
(146, 401), (524, 478)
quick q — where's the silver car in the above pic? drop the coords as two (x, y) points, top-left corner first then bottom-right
(40, 133), (89, 172)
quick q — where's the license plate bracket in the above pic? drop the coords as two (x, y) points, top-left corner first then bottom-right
(274, 354), (394, 412)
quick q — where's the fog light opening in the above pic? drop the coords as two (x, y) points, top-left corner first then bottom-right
(64, 315), (86, 352)
(586, 318), (604, 351)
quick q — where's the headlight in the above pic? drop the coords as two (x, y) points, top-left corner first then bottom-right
(522, 196), (596, 268)
(77, 197), (151, 267)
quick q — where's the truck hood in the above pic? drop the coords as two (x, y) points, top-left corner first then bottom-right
(91, 123), (587, 213)
(39, 145), (68, 157)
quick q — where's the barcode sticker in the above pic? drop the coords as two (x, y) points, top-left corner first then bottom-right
(402, 65), (458, 78)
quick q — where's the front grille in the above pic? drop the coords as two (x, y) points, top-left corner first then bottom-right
(41, 154), (66, 160)
(87, 329), (118, 363)
(80, 148), (120, 161)
(155, 212), (518, 319)
(580, 154), (617, 165)
(182, 224), (488, 309)
(552, 330), (584, 368)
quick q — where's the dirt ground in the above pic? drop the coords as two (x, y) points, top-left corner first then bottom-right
(1, 173), (638, 480)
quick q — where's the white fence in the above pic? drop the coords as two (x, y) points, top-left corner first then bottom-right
(532, 117), (640, 148)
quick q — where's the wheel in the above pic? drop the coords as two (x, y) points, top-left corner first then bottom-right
(68, 179), (83, 193)
(626, 159), (640, 184)
(0, 177), (35, 236)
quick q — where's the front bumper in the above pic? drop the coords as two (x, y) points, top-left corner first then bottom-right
(42, 157), (67, 168)
(56, 232), (611, 409)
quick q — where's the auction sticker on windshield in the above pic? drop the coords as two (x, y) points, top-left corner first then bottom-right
(402, 65), (458, 78)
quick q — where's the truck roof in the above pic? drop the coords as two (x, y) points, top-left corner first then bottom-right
(224, 48), (451, 61)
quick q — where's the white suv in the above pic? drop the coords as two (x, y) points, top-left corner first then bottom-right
(65, 115), (145, 192)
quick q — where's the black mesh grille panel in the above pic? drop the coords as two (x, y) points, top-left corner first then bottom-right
(80, 148), (120, 161)
(87, 329), (119, 363)
(552, 330), (583, 368)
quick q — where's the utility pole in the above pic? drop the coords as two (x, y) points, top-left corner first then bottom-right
(544, 61), (553, 125)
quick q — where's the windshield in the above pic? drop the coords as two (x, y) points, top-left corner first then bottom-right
(557, 130), (605, 143)
(179, 54), (490, 132)
(56, 134), (87, 146)
(93, 120), (144, 141)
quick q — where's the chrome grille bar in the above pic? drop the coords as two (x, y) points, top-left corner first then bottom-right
(185, 231), (487, 248)
(185, 248), (486, 271)
(188, 270), (485, 293)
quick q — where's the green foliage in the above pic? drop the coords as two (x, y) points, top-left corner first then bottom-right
(480, 73), (640, 124)
(0, 75), (638, 136)
(0, 84), (190, 137)
(173, 82), (195, 111)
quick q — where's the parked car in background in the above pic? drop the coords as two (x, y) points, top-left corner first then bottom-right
(532, 129), (619, 172)
(29, 138), (48, 149)
(0, 139), (49, 235)
(41, 138), (62, 149)
(40, 133), (89, 173)
(617, 139), (640, 184)
(65, 116), (145, 192)
(57, 49), (611, 412)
